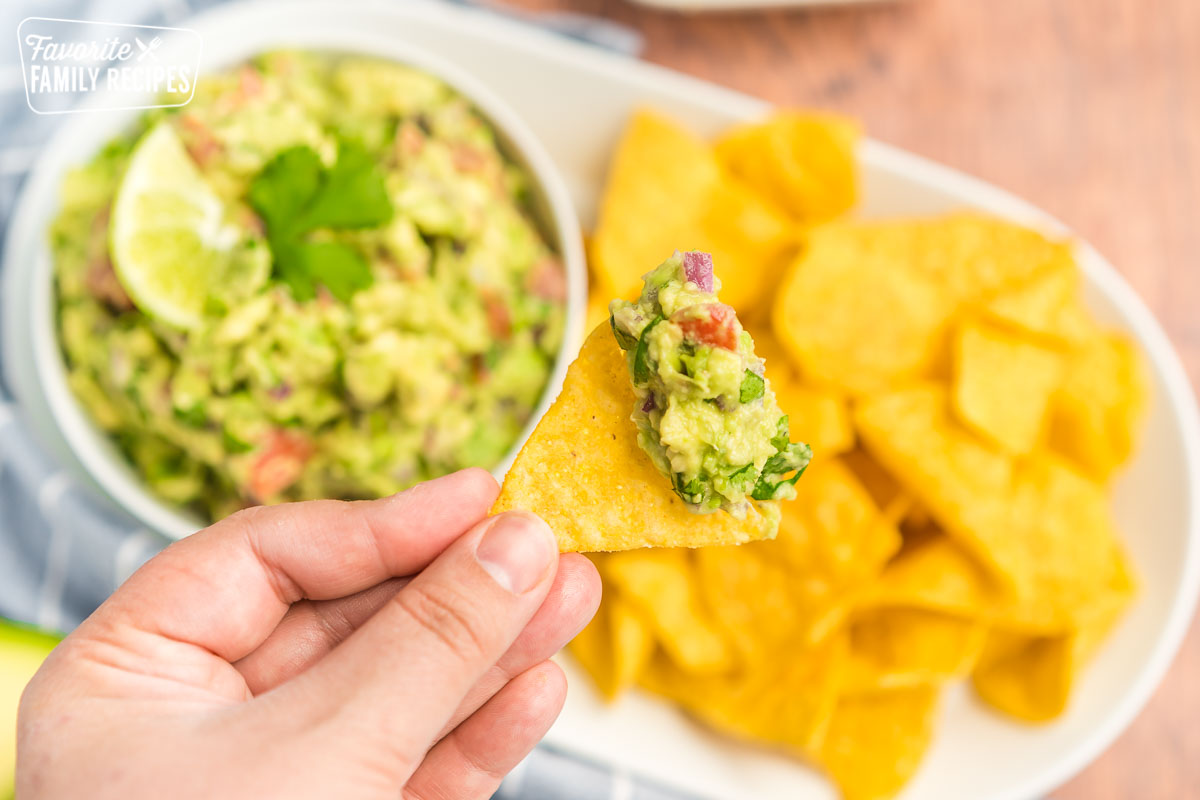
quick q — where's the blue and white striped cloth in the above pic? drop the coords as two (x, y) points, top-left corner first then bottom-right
(0, 1), (689, 797)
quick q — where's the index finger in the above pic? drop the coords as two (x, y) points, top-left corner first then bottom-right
(92, 468), (499, 662)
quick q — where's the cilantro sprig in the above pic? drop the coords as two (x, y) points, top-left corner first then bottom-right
(751, 415), (813, 501)
(248, 141), (392, 302)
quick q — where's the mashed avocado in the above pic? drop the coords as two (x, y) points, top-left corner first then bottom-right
(53, 52), (565, 521)
(609, 251), (811, 517)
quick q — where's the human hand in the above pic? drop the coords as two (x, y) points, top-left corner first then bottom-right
(17, 469), (600, 799)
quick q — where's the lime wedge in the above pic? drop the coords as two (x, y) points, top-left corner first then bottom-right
(110, 122), (267, 329)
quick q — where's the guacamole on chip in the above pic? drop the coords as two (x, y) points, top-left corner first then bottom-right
(495, 251), (808, 551)
(610, 251), (812, 517)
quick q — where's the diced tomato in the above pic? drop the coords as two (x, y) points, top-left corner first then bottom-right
(674, 303), (738, 350)
(249, 431), (313, 500)
(179, 114), (221, 167)
(526, 257), (567, 302)
(85, 256), (134, 312)
(452, 143), (487, 172)
(395, 121), (424, 160)
(482, 290), (512, 340)
(238, 65), (264, 99)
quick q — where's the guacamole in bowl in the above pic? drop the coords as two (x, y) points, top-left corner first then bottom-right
(52, 51), (569, 522)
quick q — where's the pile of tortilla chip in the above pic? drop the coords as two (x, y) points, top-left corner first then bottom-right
(570, 110), (1147, 800)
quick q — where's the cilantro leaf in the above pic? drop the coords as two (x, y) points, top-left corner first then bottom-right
(633, 316), (665, 385)
(248, 146), (323, 233)
(294, 141), (393, 232)
(294, 241), (374, 303)
(739, 370), (765, 403)
(248, 141), (392, 301)
(751, 441), (813, 501)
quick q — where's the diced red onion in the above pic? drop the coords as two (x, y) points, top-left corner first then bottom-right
(682, 251), (714, 292)
(642, 394), (657, 413)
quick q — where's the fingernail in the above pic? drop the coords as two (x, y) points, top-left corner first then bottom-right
(475, 512), (557, 594)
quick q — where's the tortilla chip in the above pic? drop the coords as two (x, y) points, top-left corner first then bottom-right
(972, 631), (1072, 722)
(567, 597), (614, 695)
(697, 180), (796, 313)
(953, 320), (1063, 455)
(590, 110), (792, 312)
(773, 223), (956, 395)
(897, 214), (1077, 302)
(585, 291), (611, 332)
(974, 543), (1134, 722)
(855, 384), (1015, 583)
(494, 324), (778, 551)
(993, 456), (1135, 633)
(641, 633), (847, 754)
(864, 536), (1000, 618)
(845, 608), (986, 692)
(774, 457), (902, 585)
(773, 380), (855, 456)
(857, 387), (1134, 632)
(715, 111), (860, 224)
(601, 548), (733, 675)
(1048, 332), (1148, 482)
(695, 543), (847, 660)
(567, 590), (655, 699)
(840, 449), (906, 514)
(590, 111), (719, 301)
(982, 265), (1094, 345)
(818, 685), (940, 800)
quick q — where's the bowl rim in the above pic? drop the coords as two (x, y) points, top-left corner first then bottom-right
(16, 27), (587, 540)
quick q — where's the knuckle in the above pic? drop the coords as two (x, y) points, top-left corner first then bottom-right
(392, 582), (492, 662)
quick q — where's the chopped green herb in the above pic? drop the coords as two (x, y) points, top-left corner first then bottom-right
(249, 140), (393, 301)
(739, 370), (765, 403)
(632, 315), (665, 385)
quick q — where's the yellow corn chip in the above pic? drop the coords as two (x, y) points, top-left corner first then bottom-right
(567, 597), (614, 694)
(898, 214), (1077, 302)
(696, 180), (796, 313)
(773, 224), (956, 395)
(1049, 332), (1148, 482)
(602, 548), (732, 675)
(590, 110), (792, 312)
(567, 590), (655, 699)
(819, 685), (940, 800)
(864, 536), (999, 617)
(952, 321), (1063, 455)
(774, 457), (902, 585)
(972, 631), (1072, 722)
(585, 291), (610, 332)
(590, 111), (719, 300)
(715, 111), (860, 224)
(695, 543), (847, 660)
(841, 448), (906, 514)
(855, 384), (1015, 582)
(846, 608), (986, 692)
(641, 633), (848, 755)
(494, 325), (778, 551)
(974, 543), (1134, 722)
(993, 456), (1136, 633)
(773, 380), (855, 456)
(982, 264), (1095, 345)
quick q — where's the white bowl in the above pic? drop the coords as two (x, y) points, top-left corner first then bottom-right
(3, 23), (587, 540)
(4, 2), (1199, 798)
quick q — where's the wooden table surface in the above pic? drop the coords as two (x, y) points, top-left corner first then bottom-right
(507, 0), (1200, 796)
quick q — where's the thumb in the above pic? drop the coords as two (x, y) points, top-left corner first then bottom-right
(268, 510), (560, 777)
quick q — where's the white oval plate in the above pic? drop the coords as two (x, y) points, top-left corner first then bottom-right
(3, 2), (1198, 799)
